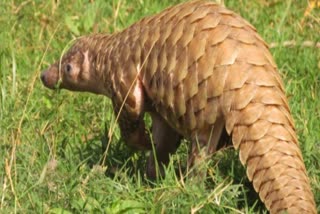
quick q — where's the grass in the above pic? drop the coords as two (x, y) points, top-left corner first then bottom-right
(0, 0), (319, 213)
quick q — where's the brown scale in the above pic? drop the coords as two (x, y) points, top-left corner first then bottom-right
(41, 0), (317, 213)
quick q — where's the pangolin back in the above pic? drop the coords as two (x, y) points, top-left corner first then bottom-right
(66, 1), (317, 213)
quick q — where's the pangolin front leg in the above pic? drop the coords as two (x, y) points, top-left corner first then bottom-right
(146, 112), (182, 179)
(114, 108), (151, 151)
(111, 80), (152, 151)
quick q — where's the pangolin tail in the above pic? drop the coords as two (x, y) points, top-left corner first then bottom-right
(223, 70), (316, 213)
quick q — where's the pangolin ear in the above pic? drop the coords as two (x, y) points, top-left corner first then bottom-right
(82, 50), (90, 74)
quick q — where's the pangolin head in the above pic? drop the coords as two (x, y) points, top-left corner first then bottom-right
(41, 37), (107, 95)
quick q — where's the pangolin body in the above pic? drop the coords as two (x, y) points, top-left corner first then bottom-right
(41, 0), (317, 213)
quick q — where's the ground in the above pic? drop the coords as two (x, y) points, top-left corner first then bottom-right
(0, 0), (319, 213)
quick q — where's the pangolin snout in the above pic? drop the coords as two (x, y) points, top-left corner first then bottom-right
(40, 67), (59, 89)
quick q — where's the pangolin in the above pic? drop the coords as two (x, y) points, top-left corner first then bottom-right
(40, 0), (317, 213)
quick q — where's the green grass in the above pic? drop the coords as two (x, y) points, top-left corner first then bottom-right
(0, 0), (319, 213)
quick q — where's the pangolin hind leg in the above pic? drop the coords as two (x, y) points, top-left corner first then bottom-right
(187, 117), (226, 179)
(146, 112), (182, 179)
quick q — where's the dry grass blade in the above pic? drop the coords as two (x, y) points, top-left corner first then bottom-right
(301, 0), (320, 25)
(15, 24), (61, 145)
(270, 40), (320, 48)
(4, 132), (20, 209)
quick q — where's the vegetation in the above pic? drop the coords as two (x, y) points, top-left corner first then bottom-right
(0, 0), (319, 213)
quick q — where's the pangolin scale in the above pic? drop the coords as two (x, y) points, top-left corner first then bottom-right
(41, 0), (317, 213)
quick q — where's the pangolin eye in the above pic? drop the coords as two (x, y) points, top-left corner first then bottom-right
(65, 64), (72, 73)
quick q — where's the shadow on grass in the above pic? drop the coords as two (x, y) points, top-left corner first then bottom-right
(57, 124), (265, 212)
